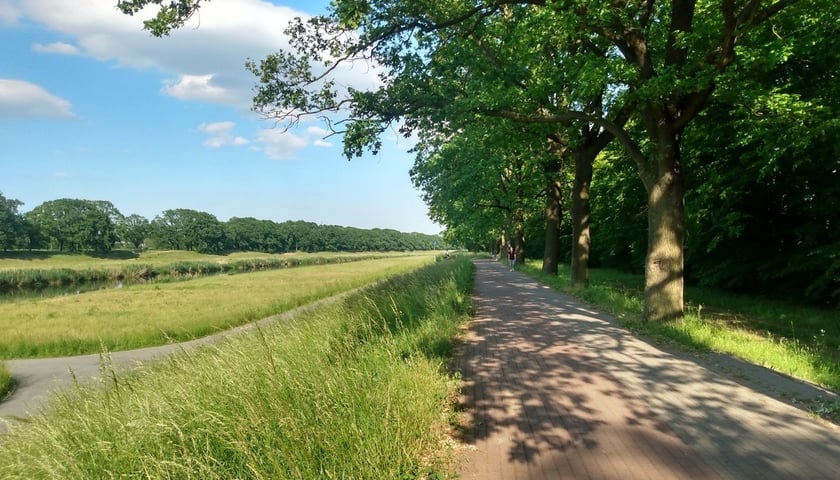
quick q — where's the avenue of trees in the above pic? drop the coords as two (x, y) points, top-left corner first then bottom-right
(125, 1), (839, 316)
(0, 194), (443, 255)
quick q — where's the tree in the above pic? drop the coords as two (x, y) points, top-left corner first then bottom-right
(26, 199), (119, 253)
(411, 118), (546, 263)
(151, 209), (226, 254)
(680, 3), (840, 306)
(116, 214), (151, 250)
(123, 0), (815, 320)
(0, 192), (24, 251)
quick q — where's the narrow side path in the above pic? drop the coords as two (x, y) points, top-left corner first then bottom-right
(455, 260), (840, 479)
(0, 293), (345, 434)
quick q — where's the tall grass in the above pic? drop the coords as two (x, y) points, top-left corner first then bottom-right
(521, 260), (840, 393)
(0, 252), (402, 293)
(0, 258), (475, 479)
(0, 363), (11, 400)
(0, 256), (432, 359)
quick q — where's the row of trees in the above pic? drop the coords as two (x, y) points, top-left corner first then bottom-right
(0, 194), (443, 255)
(128, 1), (839, 315)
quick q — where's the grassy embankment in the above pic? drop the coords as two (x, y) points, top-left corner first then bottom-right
(0, 254), (435, 359)
(0, 250), (417, 293)
(521, 260), (840, 418)
(0, 257), (474, 479)
(0, 253), (436, 398)
(0, 364), (10, 401)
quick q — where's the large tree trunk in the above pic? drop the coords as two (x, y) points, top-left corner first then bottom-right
(570, 147), (594, 288)
(514, 210), (526, 265)
(542, 178), (562, 274)
(542, 157), (564, 275)
(642, 121), (686, 321)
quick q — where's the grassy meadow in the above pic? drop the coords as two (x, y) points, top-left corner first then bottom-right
(0, 250), (424, 293)
(0, 257), (474, 479)
(0, 254), (434, 359)
(521, 260), (840, 419)
(0, 249), (413, 271)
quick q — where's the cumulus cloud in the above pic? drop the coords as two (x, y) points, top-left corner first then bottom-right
(199, 121), (249, 148)
(14, 0), (384, 111)
(164, 74), (231, 103)
(306, 126), (334, 147)
(0, 3), (21, 25)
(255, 123), (337, 159)
(0, 78), (74, 119)
(11, 0), (306, 109)
(32, 41), (80, 55)
(256, 128), (311, 160)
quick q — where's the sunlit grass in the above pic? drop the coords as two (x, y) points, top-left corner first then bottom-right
(0, 258), (474, 479)
(522, 260), (840, 393)
(0, 249), (432, 271)
(0, 363), (10, 400)
(0, 256), (433, 359)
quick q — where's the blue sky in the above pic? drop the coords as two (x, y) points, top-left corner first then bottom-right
(0, 0), (441, 234)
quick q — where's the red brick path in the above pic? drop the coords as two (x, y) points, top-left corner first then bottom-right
(454, 260), (840, 479)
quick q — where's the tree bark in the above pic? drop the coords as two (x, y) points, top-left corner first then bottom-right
(641, 115), (686, 321)
(542, 177), (562, 274)
(514, 210), (526, 265)
(570, 148), (594, 288)
(542, 154), (564, 275)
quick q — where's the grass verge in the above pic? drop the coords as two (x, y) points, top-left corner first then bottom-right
(0, 255), (432, 359)
(0, 257), (474, 479)
(0, 251), (418, 294)
(521, 260), (840, 421)
(0, 363), (11, 401)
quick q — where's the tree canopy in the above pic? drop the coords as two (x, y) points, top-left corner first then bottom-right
(0, 193), (445, 256)
(118, 0), (840, 312)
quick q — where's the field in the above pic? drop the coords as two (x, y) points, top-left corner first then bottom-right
(0, 257), (474, 479)
(0, 253), (435, 359)
(0, 249), (412, 271)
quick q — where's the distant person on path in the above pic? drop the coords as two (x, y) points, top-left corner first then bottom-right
(507, 244), (515, 271)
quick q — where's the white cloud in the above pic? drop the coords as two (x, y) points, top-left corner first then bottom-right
(0, 3), (21, 25)
(12, 0), (307, 109)
(32, 41), (80, 55)
(257, 128), (310, 160)
(14, 0), (385, 111)
(199, 121), (236, 134)
(305, 126), (331, 137)
(255, 121), (343, 159)
(164, 74), (231, 103)
(199, 121), (250, 148)
(0, 78), (74, 119)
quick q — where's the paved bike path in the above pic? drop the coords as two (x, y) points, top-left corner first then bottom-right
(455, 260), (840, 479)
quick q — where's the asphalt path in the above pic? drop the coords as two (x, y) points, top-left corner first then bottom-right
(0, 294), (342, 435)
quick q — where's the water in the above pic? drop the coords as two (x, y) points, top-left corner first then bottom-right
(0, 278), (153, 302)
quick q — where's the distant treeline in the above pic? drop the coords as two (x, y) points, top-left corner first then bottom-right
(0, 196), (446, 255)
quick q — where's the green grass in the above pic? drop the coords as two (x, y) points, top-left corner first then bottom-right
(0, 255), (433, 359)
(0, 250), (425, 293)
(0, 257), (475, 479)
(521, 260), (840, 394)
(0, 362), (11, 401)
(0, 250), (420, 271)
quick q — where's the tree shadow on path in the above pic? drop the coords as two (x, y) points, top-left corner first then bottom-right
(453, 260), (840, 480)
